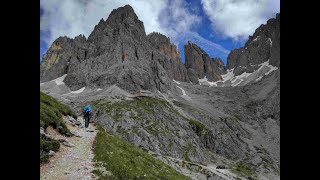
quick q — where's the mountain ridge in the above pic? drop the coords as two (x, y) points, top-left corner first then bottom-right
(40, 4), (279, 91)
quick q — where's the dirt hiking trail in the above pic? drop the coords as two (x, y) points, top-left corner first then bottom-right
(40, 117), (97, 180)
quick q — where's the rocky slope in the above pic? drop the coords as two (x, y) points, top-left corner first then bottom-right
(40, 5), (280, 180)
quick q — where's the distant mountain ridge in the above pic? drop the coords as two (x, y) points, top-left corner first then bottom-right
(40, 5), (279, 92)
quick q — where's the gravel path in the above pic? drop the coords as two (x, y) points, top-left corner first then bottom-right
(40, 118), (97, 180)
(161, 155), (240, 180)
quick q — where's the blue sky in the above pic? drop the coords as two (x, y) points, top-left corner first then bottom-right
(40, 0), (280, 64)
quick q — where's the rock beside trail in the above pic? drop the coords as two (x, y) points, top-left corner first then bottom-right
(40, 127), (45, 135)
(63, 141), (75, 147)
(49, 150), (56, 156)
(40, 127), (52, 138)
(64, 116), (81, 126)
(58, 138), (75, 147)
(75, 134), (82, 138)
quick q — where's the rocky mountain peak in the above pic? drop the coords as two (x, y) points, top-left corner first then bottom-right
(74, 34), (87, 43)
(184, 41), (226, 83)
(41, 5), (177, 93)
(147, 32), (170, 48)
(107, 5), (137, 20)
(147, 32), (181, 61)
(87, 5), (146, 51)
(105, 4), (145, 36)
(147, 32), (189, 82)
(52, 36), (72, 47)
(226, 13), (280, 75)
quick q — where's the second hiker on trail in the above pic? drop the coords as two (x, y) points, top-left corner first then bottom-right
(83, 105), (92, 128)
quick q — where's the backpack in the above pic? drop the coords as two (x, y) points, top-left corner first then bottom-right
(84, 105), (91, 113)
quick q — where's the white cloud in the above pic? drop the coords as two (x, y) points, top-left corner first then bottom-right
(159, 0), (201, 38)
(201, 0), (280, 40)
(40, 0), (167, 46)
(40, 0), (200, 47)
(173, 31), (230, 64)
(176, 31), (229, 55)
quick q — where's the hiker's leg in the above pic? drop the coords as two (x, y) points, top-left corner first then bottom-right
(87, 116), (90, 128)
(86, 116), (89, 128)
(85, 115), (88, 128)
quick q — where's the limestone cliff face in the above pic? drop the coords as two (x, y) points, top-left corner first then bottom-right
(184, 41), (226, 83)
(147, 32), (189, 82)
(40, 35), (95, 82)
(227, 13), (280, 75)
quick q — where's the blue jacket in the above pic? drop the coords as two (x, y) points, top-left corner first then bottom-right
(84, 105), (92, 113)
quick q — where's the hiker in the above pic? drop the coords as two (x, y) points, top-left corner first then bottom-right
(83, 105), (92, 128)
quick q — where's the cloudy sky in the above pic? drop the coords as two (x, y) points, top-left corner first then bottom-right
(40, 0), (280, 64)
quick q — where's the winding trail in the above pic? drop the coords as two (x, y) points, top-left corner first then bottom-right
(150, 152), (242, 180)
(40, 118), (97, 180)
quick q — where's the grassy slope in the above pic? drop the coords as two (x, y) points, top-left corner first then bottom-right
(90, 97), (210, 163)
(40, 135), (60, 162)
(40, 91), (77, 162)
(93, 125), (190, 180)
(90, 97), (207, 133)
(40, 91), (77, 136)
(90, 96), (170, 121)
